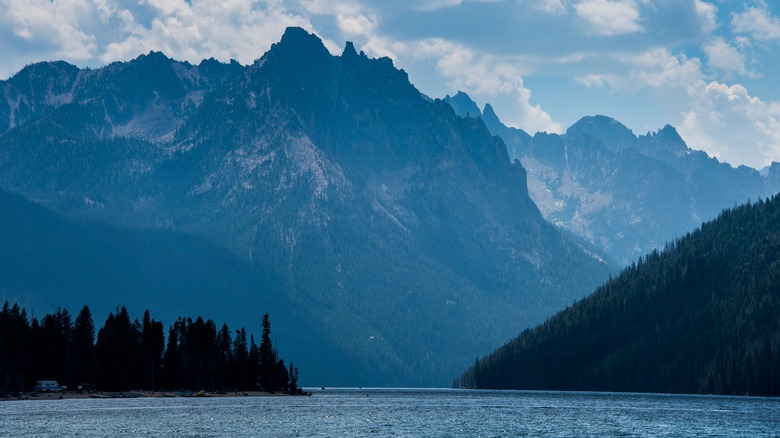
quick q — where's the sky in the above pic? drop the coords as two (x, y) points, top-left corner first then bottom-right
(1, 0), (779, 169)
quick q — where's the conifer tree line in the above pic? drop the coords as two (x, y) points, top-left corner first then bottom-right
(455, 195), (780, 396)
(0, 303), (300, 395)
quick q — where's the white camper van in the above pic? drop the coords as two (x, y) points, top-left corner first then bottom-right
(34, 380), (67, 392)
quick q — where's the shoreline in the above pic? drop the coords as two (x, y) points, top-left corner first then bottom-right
(1, 390), (306, 401)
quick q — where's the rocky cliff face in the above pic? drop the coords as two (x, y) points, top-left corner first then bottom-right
(447, 92), (773, 265)
(0, 53), (243, 141)
(0, 28), (612, 386)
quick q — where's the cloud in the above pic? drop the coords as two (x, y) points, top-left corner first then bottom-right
(337, 14), (376, 35)
(679, 81), (780, 168)
(0, 0), (98, 60)
(573, 0), (644, 36)
(99, 0), (315, 65)
(694, 0), (718, 34)
(415, 38), (562, 133)
(576, 48), (702, 93)
(300, 0), (360, 16)
(702, 37), (755, 78)
(577, 47), (780, 168)
(0, 0), (318, 73)
(731, 1), (780, 41)
(536, 0), (567, 15)
(335, 13), (406, 60)
(411, 0), (463, 11)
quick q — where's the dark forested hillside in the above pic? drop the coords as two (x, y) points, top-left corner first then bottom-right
(456, 195), (780, 396)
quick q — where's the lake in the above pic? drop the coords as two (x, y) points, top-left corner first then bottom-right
(2, 388), (778, 437)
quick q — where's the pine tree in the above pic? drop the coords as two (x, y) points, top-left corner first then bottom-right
(288, 362), (299, 395)
(96, 307), (139, 391)
(232, 327), (249, 390)
(217, 323), (232, 390)
(162, 320), (183, 389)
(258, 313), (275, 391)
(139, 310), (164, 390)
(38, 308), (72, 384)
(248, 335), (260, 390)
(0, 302), (32, 392)
(67, 305), (96, 390)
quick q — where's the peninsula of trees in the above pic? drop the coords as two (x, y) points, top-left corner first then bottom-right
(0, 305), (300, 395)
(455, 195), (780, 396)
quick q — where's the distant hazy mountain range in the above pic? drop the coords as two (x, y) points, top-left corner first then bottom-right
(0, 28), (613, 386)
(455, 195), (780, 396)
(446, 92), (780, 265)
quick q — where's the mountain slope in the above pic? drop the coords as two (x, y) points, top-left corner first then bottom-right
(0, 28), (613, 386)
(0, 187), (364, 384)
(0, 188), (339, 358)
(455, 195), (780, 395)
(446, 93), (773, 265)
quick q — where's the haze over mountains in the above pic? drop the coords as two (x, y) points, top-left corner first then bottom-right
(446, 92), (780, 265)
(0, 28), (613, 386)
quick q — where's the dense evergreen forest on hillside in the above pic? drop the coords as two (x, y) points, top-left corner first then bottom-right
(0, 304), (300, 395)
(455, 196), (780, 396)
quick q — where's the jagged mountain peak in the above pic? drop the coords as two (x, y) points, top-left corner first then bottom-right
(642, 124), (687, 151)
(634, 124), (696, 171)
(262, 26), (333, 67)
(197, 57), (244, 78)
(342, 41), (359, 58)
(248, 26), (411, 101)
(444, 91), (482, 119)
(481, 103), (501, 126)
(136, 50), (173, 63)
(567, 115), (637, 152)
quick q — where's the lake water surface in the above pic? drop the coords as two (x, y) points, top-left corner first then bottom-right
(2, 388), (778, 437)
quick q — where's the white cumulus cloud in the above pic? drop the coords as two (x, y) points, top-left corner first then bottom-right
(731, 1), (780, 41)
(0, 0), (319, 74)
(415, 38), (562, 133)
(335, 13), (405, 60)
(99, 0), (315, 65)
(574, 0), (644, 36)
(702, 37), (755, 78)
(577, 47), (780, 168)
(694, 0), (718, 34)
(0, 0), (99, 60)
(679, 81), (780, 168)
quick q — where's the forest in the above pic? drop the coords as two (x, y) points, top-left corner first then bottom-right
(0, 304), (300, 395)
(455, 195), (780, 396)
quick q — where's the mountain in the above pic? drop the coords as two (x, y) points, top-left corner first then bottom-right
(0, 28), (613, 386)
(0, 53), (243, 141)
(455, 195), (780, 396)
(446, 92), (774, 265)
